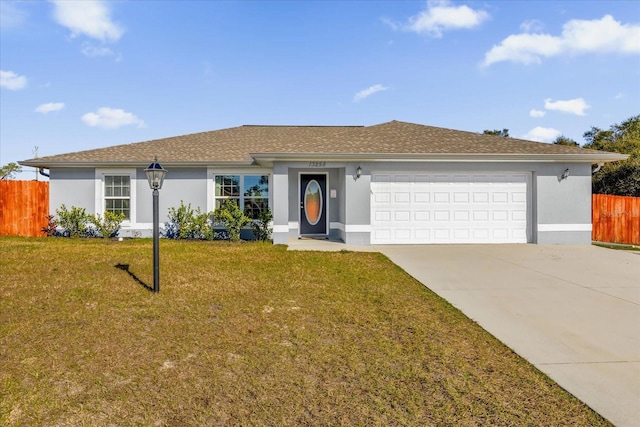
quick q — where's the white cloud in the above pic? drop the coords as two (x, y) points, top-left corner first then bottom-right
(529, 109), (546, 118)
(380, 17), (399, 31)
(50, 0), (124, 42)
(353, 84), (388, 102)
(82, 107), (144, 129)
(544, 97), (590, 116)
(80, 42), (121, 61)
(483, 33), (563, 66)
(390, 0), (489, 38)
(523, 126), (561, 142)
(483, 15), (640, 66)
(0, 70), (27, 90)
(520, 19), (544, 33)
(614, 92), (625, 99)
(35, 102), (65, 114)
(1, 1), (28, 30)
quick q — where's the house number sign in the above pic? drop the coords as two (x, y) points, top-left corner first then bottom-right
(308, 161), (326, 167)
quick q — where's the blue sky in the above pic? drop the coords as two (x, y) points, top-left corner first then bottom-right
(1, 0), (639, 179)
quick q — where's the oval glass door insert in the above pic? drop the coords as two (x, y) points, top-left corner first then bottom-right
(304, 180), (322, 226)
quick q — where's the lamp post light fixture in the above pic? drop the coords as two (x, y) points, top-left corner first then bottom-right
(355, 166), (363, 180)
(145, 156), (167, 293)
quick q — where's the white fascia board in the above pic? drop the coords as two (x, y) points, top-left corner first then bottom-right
(249, 152), (628, 164)
(19, 160), (255, 169)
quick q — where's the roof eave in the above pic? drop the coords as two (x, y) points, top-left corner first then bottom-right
(20, 152), (629, 169)
(250, 152), (629, 164)
(18, 159), (256, 168)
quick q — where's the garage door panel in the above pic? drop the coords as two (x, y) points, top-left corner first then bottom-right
(453, 211), (470, 221)
(434, 211), (449, 221)
(414, 192), (430, 202)
(374, 192), (391, 203)
(473, 229), (490, 239)
(493, 229), (509, 239)
(473, 192), (489, 203)
(395, 211), (410, 222)
(394, 229), (411, 241)
(492, 211), (509, 221)
(492, 192), (508, 203)
(454, 229), (470, 239)
(453, 192), (469, 203)
(473, 210), (490, 221)
(374, 211), (390, 222)
(512, 211), (527, 221)
(395, 192), (411, 203)
(434, 229), (452, 240)
(415, 229), (430, 239)
(512, 192), (527, 203)
(513, 229), (527, 239)
(371, 172), (529, 244)
(414, 211), (430, 221)
(434, 193), (449, 203)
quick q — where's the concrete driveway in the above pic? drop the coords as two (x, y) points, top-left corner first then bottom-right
(377, 244), (640, 427)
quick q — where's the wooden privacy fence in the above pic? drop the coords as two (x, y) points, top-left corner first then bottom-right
(0, 180), (49, 237)
(592, 194), (640, 245)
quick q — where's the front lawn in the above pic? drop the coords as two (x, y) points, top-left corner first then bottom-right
(0, 238), (610, 426)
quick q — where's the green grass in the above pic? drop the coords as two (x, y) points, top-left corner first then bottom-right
(593, 242), (640, 251)
(0, 237), (611, 426)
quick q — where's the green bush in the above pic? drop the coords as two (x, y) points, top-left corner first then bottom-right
(249, 208), (273, 242)
(166, 201), (215, 240)
(55, 204), (90, 238)
(213, 200), (250, 242)
(88, 211), (125, 238)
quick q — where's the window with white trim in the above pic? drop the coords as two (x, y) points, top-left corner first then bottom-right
(214, 175), (269, 219)
(104, 175), (131, 219)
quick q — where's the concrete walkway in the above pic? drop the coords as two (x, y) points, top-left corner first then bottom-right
(377, 244), (640, 427)
(286, 237), (379, 252)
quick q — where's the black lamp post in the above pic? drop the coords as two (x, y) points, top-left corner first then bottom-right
(145, 157), (167, 293)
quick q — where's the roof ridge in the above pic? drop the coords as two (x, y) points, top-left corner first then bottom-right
(241, 124), (364, 128)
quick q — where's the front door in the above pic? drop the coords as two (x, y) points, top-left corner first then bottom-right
(299, 174), (327, 236)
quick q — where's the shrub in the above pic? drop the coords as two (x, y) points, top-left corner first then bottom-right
(166, 201), (195, 239)
(55, 204), (90, 238)
(165, 201), (215, 240)
(249, 208), (273, 242)
(213, 200), (250, 242)
(88, 211), (125, 238)
(41, 215), (58, 237)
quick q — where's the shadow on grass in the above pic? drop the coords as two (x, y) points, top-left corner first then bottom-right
(115, 263), (154, 292)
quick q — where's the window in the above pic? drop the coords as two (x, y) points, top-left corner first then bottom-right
(215, 175), (269, 219)
(105, 175), (131, 219)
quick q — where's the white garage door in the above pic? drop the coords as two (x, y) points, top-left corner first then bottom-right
(371, 173), (529, 244)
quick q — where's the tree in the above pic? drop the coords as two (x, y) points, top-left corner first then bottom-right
(0, 162), (22, 180)
(483, 129), (510, 138)
(583, 114), (640, 197)
(553, 136), (578, 146)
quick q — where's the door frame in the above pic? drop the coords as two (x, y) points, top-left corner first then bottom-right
(298, 171), (329, 237)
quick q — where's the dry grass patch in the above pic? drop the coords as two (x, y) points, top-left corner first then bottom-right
(0, 237), (611, 426)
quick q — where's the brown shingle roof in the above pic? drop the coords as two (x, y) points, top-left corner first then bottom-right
(20, 120), (625, 166)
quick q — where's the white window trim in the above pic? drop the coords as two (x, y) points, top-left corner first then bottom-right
(95, 168), (137, 226)
(207, 168), (272, 215)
